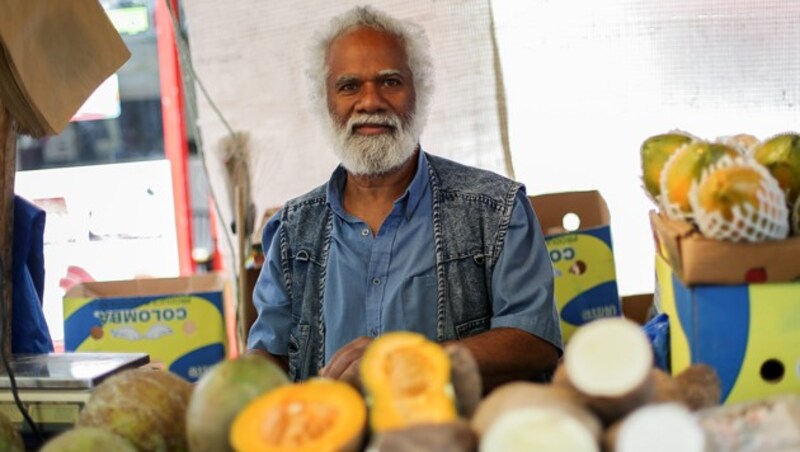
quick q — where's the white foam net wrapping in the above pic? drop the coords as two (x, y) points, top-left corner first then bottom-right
(689, 155), (789, 242)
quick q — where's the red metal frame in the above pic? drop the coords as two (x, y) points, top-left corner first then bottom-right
(155, 0), (194, 275)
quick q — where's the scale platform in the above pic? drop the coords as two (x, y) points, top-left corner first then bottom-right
(0, 352), (149, 436)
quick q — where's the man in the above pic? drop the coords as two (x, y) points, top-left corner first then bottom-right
(248, 5), (562, 392)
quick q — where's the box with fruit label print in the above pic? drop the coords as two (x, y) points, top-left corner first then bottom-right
(529, 191), (621, 343)
(655, 254), (800, 404)
(63, 274), (227, 382)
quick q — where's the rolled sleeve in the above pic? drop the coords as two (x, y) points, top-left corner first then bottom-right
(490, 190), (563, 354)
(246, 211), (293, 356)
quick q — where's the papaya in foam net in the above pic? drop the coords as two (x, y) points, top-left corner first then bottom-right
(689, 156), (789, 242)
(660, 141), (740, 220)
(751, 133), (800, 206)
(640, 132), (694, 202)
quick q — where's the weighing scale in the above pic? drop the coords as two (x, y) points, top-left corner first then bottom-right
(0, 352), (149, 436)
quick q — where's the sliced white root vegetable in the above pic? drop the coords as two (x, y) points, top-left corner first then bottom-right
(614, 403), (707, 452)
(566, 318), (653, 397)
(563, 318), (655, 424)
(470, 382), (592, 437)
(480, 406), (600, 452)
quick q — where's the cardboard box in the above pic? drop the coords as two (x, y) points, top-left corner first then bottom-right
(655, 254), (800, 404)
(529, 191), (621, 342)
(650, 210), (800, 285)
(63, 274), (228, 382)
(621, 293), (654, 326)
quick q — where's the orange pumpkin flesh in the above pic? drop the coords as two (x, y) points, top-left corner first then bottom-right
(361, 332), (458, 433)
(229, 379), (365, 452)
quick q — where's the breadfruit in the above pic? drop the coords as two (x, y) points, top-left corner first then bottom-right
(0, 411), (23, 452)
(77, 369), (193, 451)
(40, 427), (136, 452)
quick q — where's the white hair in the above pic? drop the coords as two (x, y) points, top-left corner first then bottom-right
(305, 5), (434, 132)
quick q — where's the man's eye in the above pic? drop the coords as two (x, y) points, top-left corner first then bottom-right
(384, 79), (401, 87)
(339, 83), (358, 92)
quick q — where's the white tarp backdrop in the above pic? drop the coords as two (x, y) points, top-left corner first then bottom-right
(182, 0), (509, 268)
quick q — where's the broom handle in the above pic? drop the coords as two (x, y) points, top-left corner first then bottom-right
(235, 184), (248, 354)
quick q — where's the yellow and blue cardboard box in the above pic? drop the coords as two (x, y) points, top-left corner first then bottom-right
(529, 191), (621, 343)
(63, 273), (227, 382)
(651, 210), (800, 404)
(655, 254), (800, 404)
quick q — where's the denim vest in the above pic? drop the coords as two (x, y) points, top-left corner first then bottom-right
(279, 153), (522, 381)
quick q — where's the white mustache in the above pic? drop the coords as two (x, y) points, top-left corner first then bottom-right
(346, 113), (401, 135)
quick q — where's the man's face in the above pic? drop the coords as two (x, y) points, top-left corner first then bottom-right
(324, 27), (419, 176)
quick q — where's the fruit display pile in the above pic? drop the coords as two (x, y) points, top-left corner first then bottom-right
(25, 323), (727, 452)
(641, 131), (800, 242)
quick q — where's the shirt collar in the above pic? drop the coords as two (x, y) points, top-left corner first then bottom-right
(326, 149), (430, 221)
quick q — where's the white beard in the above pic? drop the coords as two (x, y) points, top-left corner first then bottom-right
(327, 112), (419, 176)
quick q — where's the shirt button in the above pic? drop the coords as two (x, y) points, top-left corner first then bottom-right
(372, 278), (381, 285)
(361, 228), (370, 236)
(370, 328), (378, 337)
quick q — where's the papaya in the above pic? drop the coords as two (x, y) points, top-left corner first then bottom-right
(229, 378), (366, 452)
(186, 354), (289, 452)
(40, 427), (136, 452)
(640, 132), (694, 202)
(690, 156), (788, 242)
(77, 369), (193, 451)
(660, 141), (740, 220)
(360, 332), (458, 433)
(751, 133), (800, 206)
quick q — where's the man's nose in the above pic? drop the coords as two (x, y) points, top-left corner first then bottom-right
(356, 83), (387, 113)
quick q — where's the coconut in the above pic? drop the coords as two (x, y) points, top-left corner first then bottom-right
(77, 369), (193, 451)
(186, 354), (289, 452)
(689, 155), (789, 242)
(41, 427), (136, 452)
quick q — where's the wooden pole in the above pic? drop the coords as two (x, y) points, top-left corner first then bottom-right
(0, 104), (16, 357)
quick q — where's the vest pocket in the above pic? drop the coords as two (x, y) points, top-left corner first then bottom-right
(287, 323), (309, 381)
(455, 315), (490, 339)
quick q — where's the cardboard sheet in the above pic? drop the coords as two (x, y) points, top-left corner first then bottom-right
(0, 0), (130, 136)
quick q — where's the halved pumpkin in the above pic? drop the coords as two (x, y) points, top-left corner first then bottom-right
(360, 331), (458, 433)
(229, 379), (366, 452)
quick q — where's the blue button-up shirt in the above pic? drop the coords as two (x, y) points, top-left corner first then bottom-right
(248, 152), (561, 363)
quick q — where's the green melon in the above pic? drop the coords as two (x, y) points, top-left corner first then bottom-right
(660, 141), (740, 219)
(40, 427), (136, 452)
(186, 354), (289, 452)
(77, 369), (193, 451)
(640, 132), (694, 201)
(751, 133), (800, 205)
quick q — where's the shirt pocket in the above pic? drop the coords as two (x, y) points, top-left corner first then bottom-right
(401, 272), (438, 337)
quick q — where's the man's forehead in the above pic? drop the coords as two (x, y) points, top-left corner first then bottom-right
(327, 27), (407, 59)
